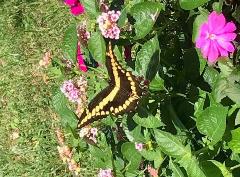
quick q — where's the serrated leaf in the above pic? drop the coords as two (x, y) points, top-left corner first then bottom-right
(196, 104), (228, 146)
(154, 130), (190, 159)
(225, 84), (240, 104)
(81, 0), (99, 18)
(218, 59), (234, 77)
(228, 128), (240, 154)
(52, 90), (77, 129)
(133, 114), (163, 128)
(130, 2), (164, 39)
(135, 35), (160, 80)
(154, 130), (206, 177)
(62, 24), (77, 62)
(121, 142), (142, 170)
(203, 66), (219, 88)
(179, 0), (210, 10)
(210, 160), (233, 177)
(88, 31), (106, 63)
(169, 159), (185, 177)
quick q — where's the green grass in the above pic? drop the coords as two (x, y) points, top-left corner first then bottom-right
(0, 1), (93, 176)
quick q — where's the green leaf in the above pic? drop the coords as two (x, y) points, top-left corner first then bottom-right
(52, 90), (77, 129)
(130, 2), (164, 39)
(62, 24), (77, 62)
(140, 148), (163, 161)
(218, 59), (234, 77)
(121, 142), (142, 170)
(192, 13), (208, 42)
(212, 2), (223, 13)
(149, 75), (164, 91)
(88, 31), (106, 63)
(228, 128), (240, 154)
(225, 84), (240, 104)
(124, 125), (145, 142)
(203, 66), (219, 88)
(154, 130), (190, 159)
(196, 104), (228, 146)
(169, 159), (185, 177)
(154, 130), (206, 177)
(179, 0), (210, 10)
(89, 145), (112, 168)
(133, 114), (163, 128)
(118, 7), (128, 28)
(135, 35), (160, 80)
(81, 0), (99, 18)
(210, 160), (233, 177)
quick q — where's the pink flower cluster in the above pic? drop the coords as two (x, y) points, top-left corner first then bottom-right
(147, 165), (158, 177)
(97, 10), (121, 39)
(196, 11), (237, 63)
(60, 80), (79, 103)
(64, 0), (84, 16)
(98, 168), (113, 177)
(135, 142), (143, 152)
(79, 127), (98, 143)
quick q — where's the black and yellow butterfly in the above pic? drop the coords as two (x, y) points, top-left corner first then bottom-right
(77, 42), (146, 128)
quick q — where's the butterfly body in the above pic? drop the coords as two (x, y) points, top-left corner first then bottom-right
(77, 43), (146, 128)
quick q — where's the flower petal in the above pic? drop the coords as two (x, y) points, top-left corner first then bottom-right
(71, 3), (85, 16)
(218, 46), (228, 57)
(220, 22), (236, 33)
(217, 40), (235, 52)
(207, 41), (219, 63)
(200, 39), (210, 58)
(216, 33), (237, 42)
(208, 11), (226, 34)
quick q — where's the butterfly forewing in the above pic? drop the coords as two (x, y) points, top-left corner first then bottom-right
(77, 43), (144, 129)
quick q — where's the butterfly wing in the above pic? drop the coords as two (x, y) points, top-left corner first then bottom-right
(77, 43), (145, 129)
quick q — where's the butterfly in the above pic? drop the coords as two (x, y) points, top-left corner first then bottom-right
(77, 42), (147, 129)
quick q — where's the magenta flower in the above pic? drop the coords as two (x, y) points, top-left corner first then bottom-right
(64, 0), (85, 16)
(77, 42), (88, 72)
(196, 11), (237, 63)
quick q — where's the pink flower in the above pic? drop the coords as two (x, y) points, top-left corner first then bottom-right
(60, 80), (80, 103)
(147, 165), (158, 177)
(64, 0), (85, 16)
(98, 168), (113, 177)
(77, 42), (88, 72)
(97, 10), (121, 39)
(196, 11), (237, 63)
(71, 3), (84, 16)
(135, 142), (143, 152)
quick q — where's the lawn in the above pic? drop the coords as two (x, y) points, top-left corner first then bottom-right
(0, 1), (91, 176)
